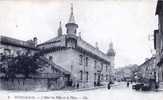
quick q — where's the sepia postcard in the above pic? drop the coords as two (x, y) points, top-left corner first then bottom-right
(0, 0), (163, 100)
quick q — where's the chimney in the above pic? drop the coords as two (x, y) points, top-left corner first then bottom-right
(33, 37), (37, 47)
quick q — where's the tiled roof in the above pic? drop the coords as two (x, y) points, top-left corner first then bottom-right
(38, 34), (111, 64)
(0, 35), (38, 50)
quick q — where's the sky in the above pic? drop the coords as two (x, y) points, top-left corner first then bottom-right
(0, 0), (158, 68)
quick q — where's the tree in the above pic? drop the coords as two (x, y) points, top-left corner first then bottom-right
(0, 53), (41, 78)
(15, 55), (40, 77)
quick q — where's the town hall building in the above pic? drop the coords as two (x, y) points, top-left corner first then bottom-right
(38, 5), (115, 88)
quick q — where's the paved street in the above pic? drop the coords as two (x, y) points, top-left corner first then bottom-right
(0, 82), (163, 100)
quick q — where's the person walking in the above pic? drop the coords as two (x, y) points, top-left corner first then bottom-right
(107, 82), (111, 89)
(127, 82), (129, 87)
(76, 82), (79, 89)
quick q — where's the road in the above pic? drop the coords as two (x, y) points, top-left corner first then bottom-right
(0, 82), (163, 100)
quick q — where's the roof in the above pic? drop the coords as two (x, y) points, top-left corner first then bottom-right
(38, 34), (111, 64)
(37, 35), (66, 49)
(77, 37), (111, 63)
(68, 4), (76, 24)
(139, 57), (156, 68)
(156, 0), (163, 15)
(107, 48), (115, 56)
(0, 35), (38, 50)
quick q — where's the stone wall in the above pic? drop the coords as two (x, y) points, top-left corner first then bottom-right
(0, 77), (66, 91)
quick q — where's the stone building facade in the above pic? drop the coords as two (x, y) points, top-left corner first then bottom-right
(0, 36), (72, 90)
(154, 0), (163, 87)
(138, 57), (156, 82)
(38, 5), (115, 88)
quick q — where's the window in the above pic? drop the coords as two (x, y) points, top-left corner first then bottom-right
(106, 75), (108, 81)
(80, 70), (83, 80)
(161, 40), (163, 50)
(79, 55), (83, 65)
(101, 63), (103, 71)
(146, 66), (148, 71)
(86, 72), (89, 82)
(94, 60), (97, 69)
(162, 72), (163, 80)
(94, 73), (96, 81)
(101, 74), (104, 81)
(49, 56), (53, 61)
(4, 48), (11, 56)
(106, 65), (108, 72)
(85, 57), (88, 66)
(16, 50), (21, 56)
(67, 29), (69, 33)
(71, 65), (73, 72)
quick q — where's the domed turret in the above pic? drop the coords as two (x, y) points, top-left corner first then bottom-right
(107, 42), (115, 57)
(65, 4), (78, 35)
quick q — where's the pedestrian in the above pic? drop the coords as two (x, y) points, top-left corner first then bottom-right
(94, 81), (96, 87)
(107, 82), (111, 89)
(127, 82), (129, 87)
(76, 82), (79, 89)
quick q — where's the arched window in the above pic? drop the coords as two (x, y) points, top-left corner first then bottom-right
(106, 65), (108, 72)
(106, 74), (109, 81)
(101, 63), (103, 71)
(86, 72), (89, 82)
(94, 60), (97, 69)
(94, 73), (96, 81)
(80, 70), (83, 81)
(101, 74), (104, 81)
(79, 55), (83, 65)
(85, 57), (89, 66)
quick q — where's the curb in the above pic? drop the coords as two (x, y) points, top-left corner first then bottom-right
(72, 84), (120, 92)
(72, 86), (105, 92)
